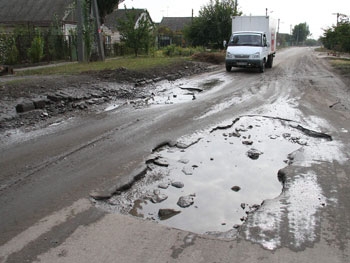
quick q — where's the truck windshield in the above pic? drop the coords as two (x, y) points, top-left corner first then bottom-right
(228, 34), (262, 47)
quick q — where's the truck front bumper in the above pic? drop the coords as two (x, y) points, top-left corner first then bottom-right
(225, 59), (263, 68)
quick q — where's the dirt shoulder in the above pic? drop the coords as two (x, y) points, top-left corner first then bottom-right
(0, 60), (218, 133)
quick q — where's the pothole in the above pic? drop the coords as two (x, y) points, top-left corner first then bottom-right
(93, 116), (332, 237)
(148, 78), (224, 105)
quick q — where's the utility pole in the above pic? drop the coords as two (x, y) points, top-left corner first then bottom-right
(332, 13), (348, 26)
(76, 0), (85, 62)
(92, 0), (105, 61)
(332, 13), (340, 26)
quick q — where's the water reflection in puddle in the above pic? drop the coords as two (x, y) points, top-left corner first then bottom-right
(99, 116), (311, 235)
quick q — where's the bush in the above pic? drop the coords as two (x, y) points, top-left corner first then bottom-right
(163, 44), (177, 56)
(0, 33), (19, 65)
(27, 35), (44, 63)
(6, 40), (19, 64)
(162, 45), (206, 57)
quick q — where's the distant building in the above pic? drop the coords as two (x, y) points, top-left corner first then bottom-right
(102, 8), (153, 44)
(0, 0), (77, 35)
(158, 17), (193, 47)
(160, 17), (193, 32)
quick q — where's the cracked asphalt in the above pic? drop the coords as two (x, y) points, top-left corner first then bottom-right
(0, 47), (350, 262)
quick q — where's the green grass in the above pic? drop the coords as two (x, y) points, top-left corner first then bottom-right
(314, 47), (328, 52)
(329, 58), (350, 72)
(316, 48), (350, 74)
(15, 56), (189, 76)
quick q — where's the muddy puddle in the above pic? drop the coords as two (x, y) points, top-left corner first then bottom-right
(102, 77), (227, 111)
(148, 78), (225, 105)
(95, 116), (331, 236)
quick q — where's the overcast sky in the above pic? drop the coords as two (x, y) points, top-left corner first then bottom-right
(121, 0), (349, 39)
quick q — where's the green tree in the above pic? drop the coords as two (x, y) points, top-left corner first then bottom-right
(117, 8), (154, 56)
(80, 0), (95, 59)
(277, 33), (292, 47)
(321, 21), (350, 52)
(27, 30), (44, 63)
(0, 33), (19, 65)
(304, 38), (319, 46)
(292, 23), (310, 45)
(47, 15), (69, 61)
(184, 0), (240, 48)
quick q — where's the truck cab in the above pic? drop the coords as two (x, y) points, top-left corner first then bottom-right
(225, 16), (277, 73)
(225, 31), (271, 73)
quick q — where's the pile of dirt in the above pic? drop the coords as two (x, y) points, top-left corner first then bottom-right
(0, 60), (218, 133)
(94, 60), (212, 83)
(191, 52), (225, 64)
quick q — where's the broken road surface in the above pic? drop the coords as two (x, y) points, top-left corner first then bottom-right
(0, 47), (350, 262)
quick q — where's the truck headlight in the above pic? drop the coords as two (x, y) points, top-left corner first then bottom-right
(251, 52), (260, 59)
(226, 52), (234, 59)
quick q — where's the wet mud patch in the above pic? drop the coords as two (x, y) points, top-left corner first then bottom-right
(94, 116), (332, 238)
(242, 170), (328, 251)
(128, 77), (225, 107)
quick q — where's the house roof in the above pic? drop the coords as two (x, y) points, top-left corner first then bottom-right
(104, 8), (150, 30)
(0, 0), (76, 26)
(159, 17), (193, 32)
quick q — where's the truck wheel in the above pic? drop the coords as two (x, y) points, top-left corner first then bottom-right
(266, 55), (273, 68)
(269, 57), (274, 68)
(259, 61), (265, 73)
(226, 65), (232, 72)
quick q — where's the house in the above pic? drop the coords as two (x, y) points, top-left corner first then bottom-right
(0, 0), (77, 35)
(159, 17), (193, 32)
(158, 17), (193, 47)
(102, 8), (153, 44)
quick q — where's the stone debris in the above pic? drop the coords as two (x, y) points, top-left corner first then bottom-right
(182, 166), (193, 175)
(171, 181), (184, 188)
(158, 209), (181, 220)
(158, 182), (170, 189)
(178, 159), (190, 164)
(15, 101), (35, 113)
(153, 158), (169, 167)
(150, 193), (168, 204)
(247, 148), (263, 160)
(242, 140), (253, 145)
(229, 131), (241, 137)
(231, 186), (241, 192)
(177, 194), (196, 208)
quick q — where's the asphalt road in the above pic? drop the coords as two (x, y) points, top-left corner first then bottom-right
(0, 47), (349, 262)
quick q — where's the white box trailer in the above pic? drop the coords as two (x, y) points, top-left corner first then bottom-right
(225, 16), (277, 73)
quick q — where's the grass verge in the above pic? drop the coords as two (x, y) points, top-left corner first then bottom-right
(15, 56), (189, 76)
(328, 57), (350, 74)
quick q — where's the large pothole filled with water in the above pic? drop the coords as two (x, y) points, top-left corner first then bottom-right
(94, 116), (332, 236)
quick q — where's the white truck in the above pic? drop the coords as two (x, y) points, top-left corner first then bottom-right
(225, 16), (277, 73)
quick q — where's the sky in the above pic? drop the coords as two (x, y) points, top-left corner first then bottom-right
(121, 0), (349, 39)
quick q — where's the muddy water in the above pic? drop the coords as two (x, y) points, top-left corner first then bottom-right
(149, 78), (224, 105)
(99, 116), (313, 235)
